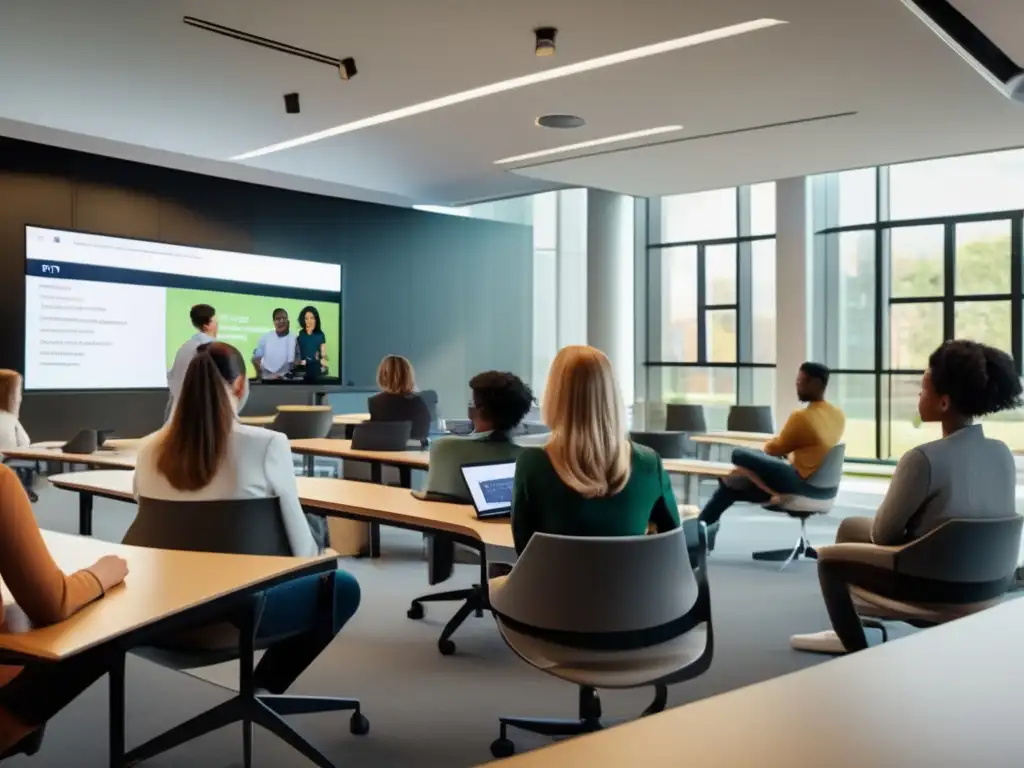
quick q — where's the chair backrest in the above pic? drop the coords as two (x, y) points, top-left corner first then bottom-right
(124, 497), (291, 556)
(351, 421), (413, 451)
(727, 405), (774, 434)
(804, 443), (846, 490)
(491, 528), (698, 635)
(270, 406), (334, 440)
(629, 431), (687, 459)
(514, 421), (551, 436)
(895, 516), (1023, 583)
(419, 389), (440, 422)
(666, 404), (707, 433)
(63, 429), (98, 454)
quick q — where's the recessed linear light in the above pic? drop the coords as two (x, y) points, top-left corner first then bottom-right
(231, 18), (786, 160)
(494, 125), (683, 165)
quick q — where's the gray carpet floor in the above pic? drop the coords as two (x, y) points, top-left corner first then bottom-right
(8, 479), (909, 767)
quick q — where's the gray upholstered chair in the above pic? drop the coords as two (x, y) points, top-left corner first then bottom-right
(350, 421), (413, 452)
(665, 404), (707, 434)
(753, 443), (846, 569)
(727, 405), (774, 434)
(486, 526), (713, 758)
(824, 516), (1023, 640)
(629, 431), (687, 459)
(121, 497), (366, 766)
(269, 405), (334, 440)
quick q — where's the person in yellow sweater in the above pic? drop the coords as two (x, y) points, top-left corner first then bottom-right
(698, 363), (845, 538)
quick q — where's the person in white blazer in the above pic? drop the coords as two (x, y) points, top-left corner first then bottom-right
(134, 341), (360, 694)
(0, 370), (37, 502)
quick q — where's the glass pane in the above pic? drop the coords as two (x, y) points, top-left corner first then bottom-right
(705, 310), (736, 363)
(955, 220), (1011, 295)
(659, 247), (698, 362)
(656, 188), (737, 243)
(650, 367), (737, 431)
(531, 192), (557, 250)
(889, 148), (1024, 220)
(827, 231), (875, 370)
(750, 240), (776, 364)
(890, 225), (944, 298)
(532, 248), (558, 396)
(738, 367), (776, 411)
(980, 407), (1024, 453)
(749, 182), (776, 236)
(705, 244), (736, 305)
(955, 301), (1012, 353)
(882, 374), (941, 460)
(829, 373), (877, 460)
(838, 168), (877, 227)
(889, 302), (943, 370)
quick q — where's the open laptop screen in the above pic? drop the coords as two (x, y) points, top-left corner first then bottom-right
(460, 461), (516, 518)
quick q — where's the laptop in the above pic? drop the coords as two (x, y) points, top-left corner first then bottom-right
(460, 460), (517, 519)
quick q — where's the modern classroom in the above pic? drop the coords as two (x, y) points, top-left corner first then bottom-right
(1, 1), (1024, 766)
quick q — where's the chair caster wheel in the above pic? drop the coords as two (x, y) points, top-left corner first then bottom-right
(349, 712), (370, 736)
(438, 638), (456, 655)
(490, 737), (515, 758)
(407, 603), (424, 620)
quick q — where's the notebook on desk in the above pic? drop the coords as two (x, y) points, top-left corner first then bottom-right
(460, 461), (516, 519)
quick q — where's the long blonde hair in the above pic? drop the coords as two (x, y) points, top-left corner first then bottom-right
(542, 346), (631, 498)
(0, 370), (22, 415)
(377, 355), (416, 394)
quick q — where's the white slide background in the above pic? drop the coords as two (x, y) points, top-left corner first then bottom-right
(25, 277), (167, 390)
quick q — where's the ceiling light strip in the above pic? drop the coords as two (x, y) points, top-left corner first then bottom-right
(494, 125), (683, 165)
(231, 18), (786, 160)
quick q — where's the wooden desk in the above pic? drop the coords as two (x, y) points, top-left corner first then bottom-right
(288, 438), (429, 470)
(685, 437), (898, 479)
(239, 412), (370, 427)
(483, 597), (1024, 767)
(0, 530), (338, 765)
(2, 444), (138, 473)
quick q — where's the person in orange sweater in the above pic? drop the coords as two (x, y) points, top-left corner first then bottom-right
(0, 464), (128, 756)
(698, 363), (845, 536)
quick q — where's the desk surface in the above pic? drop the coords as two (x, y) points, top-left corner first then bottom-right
(661, 458), (735, 477)
(3, 444), (139, 470)
(239, 412), (370, 427)
(0, 530), (338, 662)
(485, 596), (1024, 767)
(289, 438), (430, 468)
(47, 471), (515, 549)
(687, 435), (896, 478)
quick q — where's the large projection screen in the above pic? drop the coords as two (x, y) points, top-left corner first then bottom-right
(23, 226), (342, 391)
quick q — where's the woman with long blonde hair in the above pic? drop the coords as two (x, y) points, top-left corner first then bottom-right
(511, 346), (680, 553)
(367, 355), (433, 442)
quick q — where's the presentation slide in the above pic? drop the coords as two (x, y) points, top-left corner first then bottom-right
(24, 227), (342, 391)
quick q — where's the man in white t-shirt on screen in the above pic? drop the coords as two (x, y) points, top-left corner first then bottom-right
(252, 308), (296, 380)
(165, 303), (218, 419)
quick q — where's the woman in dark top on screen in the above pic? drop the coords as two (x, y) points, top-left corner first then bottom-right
(511, 345), (681, 555)
(367, 355), (433, 442)
(295, 306), (328, 376)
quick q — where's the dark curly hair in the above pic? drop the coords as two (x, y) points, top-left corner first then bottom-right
(469, 371), (535, 432)
(928, 340), (1023, 418)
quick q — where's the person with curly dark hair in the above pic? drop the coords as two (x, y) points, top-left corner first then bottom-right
(420, 371), (535, 501)
(792, 339), (1023, 655)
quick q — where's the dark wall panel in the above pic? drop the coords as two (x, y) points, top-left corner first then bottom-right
(0, 138), (531, 439)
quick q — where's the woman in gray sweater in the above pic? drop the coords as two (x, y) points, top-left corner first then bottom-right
(794, 339), (1023, 654)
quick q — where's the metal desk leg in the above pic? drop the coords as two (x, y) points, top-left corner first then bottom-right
(303, 455), (315, 478)
(80, 493), (94, 536)
(109, 653), (125, 768)
(368, 463), (382, 559)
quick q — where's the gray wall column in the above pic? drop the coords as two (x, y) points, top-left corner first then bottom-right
(774, 176), (813, 420)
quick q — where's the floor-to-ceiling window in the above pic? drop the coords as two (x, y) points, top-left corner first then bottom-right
(644, 184), (777, 429)
(813, 149), (1024, 460)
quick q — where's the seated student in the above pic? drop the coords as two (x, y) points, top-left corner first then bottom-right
(421, 371), (534, 501)
(792, 340), (1022, 655)
(0, 464), (128, 754)
(698, 362), (845, 539)
(511, 345), (680, 555)
(0, 370), (36, 502)
(134, 341), (360, 693)
(367, 355), (433, 443)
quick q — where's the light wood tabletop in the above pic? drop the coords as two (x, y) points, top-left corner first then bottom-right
(239, 412), (370, 427)
(288, 438), (430, 469)
(0, 530), (338, 662)
(689, 433), (768, 449)
(3, 444), (139, 470)
(47, 471), (514, 549)
(482, 597), (1024, 767)
(661, 458), (735, 478)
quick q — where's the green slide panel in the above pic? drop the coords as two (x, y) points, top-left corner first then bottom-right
(165, 287), (341, 379)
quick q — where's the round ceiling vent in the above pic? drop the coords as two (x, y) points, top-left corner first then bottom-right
(535, 114), (585, 129)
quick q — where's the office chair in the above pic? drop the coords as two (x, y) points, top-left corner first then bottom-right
(0, 727), (45, 760)
(754, 444), (846, 570)
(665, 403), (707, 434)
(727, 405), (774, 434)
(121, 497), (367, 768)
(833, 517), (1023, 642)
(487, 526), (713, 758)
(3, 458), (39, 503)
(269, 406), (334, 440)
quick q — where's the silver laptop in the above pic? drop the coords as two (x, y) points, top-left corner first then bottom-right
(460, 461), (516, 519)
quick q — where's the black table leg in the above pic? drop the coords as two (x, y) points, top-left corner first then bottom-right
(109, 653), (125, 768)
(368, 463), (382, 559)
(80, 493), (94, 536)
(303, 455), (315, 478)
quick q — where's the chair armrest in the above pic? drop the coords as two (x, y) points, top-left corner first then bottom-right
(816, 543), (900, 570)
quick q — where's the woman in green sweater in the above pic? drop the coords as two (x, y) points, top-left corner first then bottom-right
(511, 345), (680, 554)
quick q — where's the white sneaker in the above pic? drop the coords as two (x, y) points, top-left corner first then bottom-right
(790, 630), (847, 655)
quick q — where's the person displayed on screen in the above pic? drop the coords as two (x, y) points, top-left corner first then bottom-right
(295, 306), (328, 376)
(252, 308), (295, 380)
(166, 304), (217, 418)
(134, 341), (360, 693)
